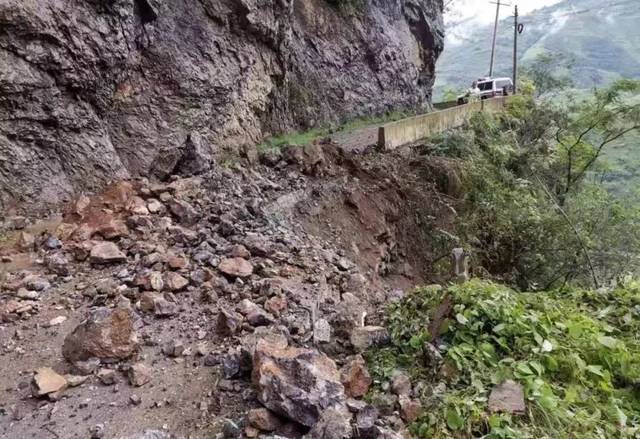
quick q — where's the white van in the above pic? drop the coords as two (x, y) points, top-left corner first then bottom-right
(457, 77), (514, 104)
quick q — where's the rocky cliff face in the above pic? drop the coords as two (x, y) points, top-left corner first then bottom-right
(0, 0), (443, 208)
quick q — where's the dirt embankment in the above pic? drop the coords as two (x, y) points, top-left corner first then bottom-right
(0, 144), (459, 439)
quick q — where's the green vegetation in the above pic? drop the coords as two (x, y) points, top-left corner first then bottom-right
(257, 110), (413, 152)
(363, 75), (640, 437)
(366, 280), (640, 438)
(420, 80), (640, 290)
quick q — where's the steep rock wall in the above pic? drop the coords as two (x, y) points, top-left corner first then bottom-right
(0, 0), (444, 207)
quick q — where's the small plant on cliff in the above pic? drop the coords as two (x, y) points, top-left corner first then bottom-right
(325, 0), (366, 13)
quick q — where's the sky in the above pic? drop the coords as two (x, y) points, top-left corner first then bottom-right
(446, 0), (565, 45)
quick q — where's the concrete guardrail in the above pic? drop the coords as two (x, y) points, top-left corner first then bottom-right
(378, 96), (511, 150)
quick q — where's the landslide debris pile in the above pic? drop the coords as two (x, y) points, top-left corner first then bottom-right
(0, 146), (433, 438)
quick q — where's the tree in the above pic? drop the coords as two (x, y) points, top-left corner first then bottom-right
(553, 79), (640, 205)
(520, 52), (574, 98)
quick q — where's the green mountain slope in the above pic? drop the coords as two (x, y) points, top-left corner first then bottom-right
(435, 0), (640, 99)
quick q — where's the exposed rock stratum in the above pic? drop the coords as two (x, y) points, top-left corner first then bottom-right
(0, 0), (443, 207)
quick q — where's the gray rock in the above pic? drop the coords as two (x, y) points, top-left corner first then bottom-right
(390, 372), (412, 396)
(252, 338), (346, 427)
(355, 405), (379, 439)
(46, 253), (70, 276)
(313, 319), (331, 344)
(90, 242), (127, 265)
(350, 326), (390, 352)
(62, 307), (139, 362)
(488, 380), (526, 414)
(0, 1), (443, 210)
(304, 406), (353, 439)
(222, 419), (241, 438)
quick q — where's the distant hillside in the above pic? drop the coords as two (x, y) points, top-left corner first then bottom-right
(435, 0), (640, 99)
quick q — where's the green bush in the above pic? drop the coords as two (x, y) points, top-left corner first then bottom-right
(423, 84), (640, 290)
(366, 280), (640, 438)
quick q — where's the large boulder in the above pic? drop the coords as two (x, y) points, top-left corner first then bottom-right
(62, 307), (139, 363)
(252, 338), (346, 427)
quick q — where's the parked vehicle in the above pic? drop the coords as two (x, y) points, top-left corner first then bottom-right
(457, 77), (514, 105)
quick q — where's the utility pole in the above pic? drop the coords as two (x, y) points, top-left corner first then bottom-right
(513, 4), (518, 94)
(488, 0), (511, 77)
(488, 0), (502, 77)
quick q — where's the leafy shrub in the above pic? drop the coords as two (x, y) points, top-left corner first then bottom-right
(366, 280), (640, 438)
(425, 86), (640, 289)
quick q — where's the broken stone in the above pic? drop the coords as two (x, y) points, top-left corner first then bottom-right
(264, 296), (288, 317)
(313, 318), (331, 344)
(71, 358), (101, 376)
(46, 252), (70, 276)
(217, 308), (244, 336)
(32, 368), (68, 397)
(47, 316), (68, 327)
(221, 351), (242, 378)
(90, 242), (127, 264)
(222, 419), (241, 438)
(97, 368), (117, 385)
(139, 292), (178, 317)
(128, 363), (152, 387)
(147, 199), (164, 214)
(65, 374), (89, 387)
(340, 355), (372, 398)
(398, 396), (422, 422)
(25, 277), (50, 291)
(247, 408), (282, 432)
(239, 299), (274, 327)
(43, 235), (63, 250)
(350, 326), (390, 352)
(162, 340), (185, 357)
(148, 272), (164, 291)
(167, 255), (188, 270)
(252, 338), (346, 427)
(218, 257), (253, 279)
(164, 272), (188, 291)
(17, 231), (35, 251)
(167, 198), (199, 225)
(128, 196), (150, 216)
(355, 405), (379, 438)
(488, 380), (525, 414)
(62, 307), (139, 362)
(336, 257), (354, 271)
(390, 372), (411, 396)
(230, 244), (251, 259)
(96, 219), (129, 240)
(17, 289), (39, 300)
(305, 406), (353, 439)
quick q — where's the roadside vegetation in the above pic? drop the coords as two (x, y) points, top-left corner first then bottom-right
(365, 74), (640, 437)
(257, 110), (413, 152)
(366, 280), (640, 438)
